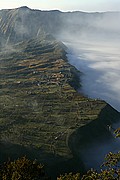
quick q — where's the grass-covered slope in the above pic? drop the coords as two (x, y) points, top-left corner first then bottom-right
(0, 36), (119, 162)
(0, 7), (120, 177)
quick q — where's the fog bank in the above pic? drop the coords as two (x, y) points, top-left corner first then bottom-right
(63, 39), (120, 112)
(54, 11), (120, 111)
(61, 36), (120, 171)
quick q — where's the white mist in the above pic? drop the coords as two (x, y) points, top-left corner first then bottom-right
(59, 36), (120, 171)
(64, 39), (120, 112)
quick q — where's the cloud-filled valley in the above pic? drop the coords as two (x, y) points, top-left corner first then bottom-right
(56, 12), (120, 112)
(64, 39), (120, 111)
(63, 39), (120, 170)
(58, 13), (120, 170)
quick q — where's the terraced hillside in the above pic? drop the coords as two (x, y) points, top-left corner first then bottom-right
(0, 35), (119, 173)
(0, 7), (120, 177)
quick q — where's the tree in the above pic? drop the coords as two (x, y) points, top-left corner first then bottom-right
(57, 172), (80, 180)
(0, 156), (49, 180)
(0, 129), (120, 180)
(115, 128), (120, 138)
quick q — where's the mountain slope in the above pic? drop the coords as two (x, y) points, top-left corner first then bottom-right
(0, 7), (120, 177)
(0, 7), (120, 45)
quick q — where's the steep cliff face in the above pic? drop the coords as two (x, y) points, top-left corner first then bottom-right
(0, 7), (120, 177)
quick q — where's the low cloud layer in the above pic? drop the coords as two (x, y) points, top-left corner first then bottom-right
(57, 12), (120, 112)
(62, 37), (120, 171)
(57, 11), (120, 172)
(65, 39), (120, 111)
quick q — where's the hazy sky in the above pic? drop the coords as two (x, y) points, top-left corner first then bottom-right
(0, 0), (120, 12)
